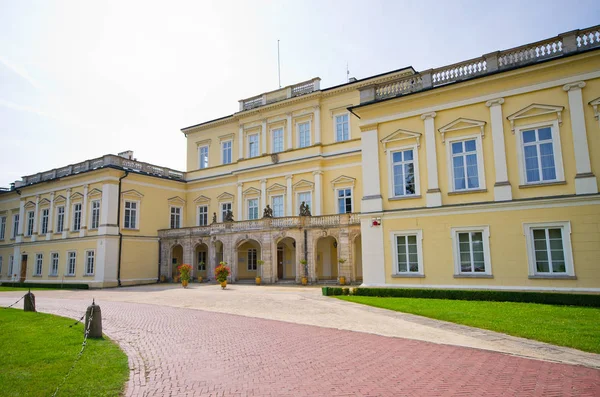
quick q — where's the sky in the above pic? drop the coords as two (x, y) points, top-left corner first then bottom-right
(1, 0), (598, 187)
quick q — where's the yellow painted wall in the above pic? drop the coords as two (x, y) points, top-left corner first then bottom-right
(120, 238), (158, 285)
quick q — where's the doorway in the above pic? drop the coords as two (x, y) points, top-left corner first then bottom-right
(277, 247), (284, 279)
(20, 254), (28, 282)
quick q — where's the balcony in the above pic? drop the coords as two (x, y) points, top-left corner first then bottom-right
(238, 78), (321, 111)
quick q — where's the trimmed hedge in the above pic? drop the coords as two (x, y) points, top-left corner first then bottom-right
(323, 287), (600, 307)
(0, 282), (89, 290)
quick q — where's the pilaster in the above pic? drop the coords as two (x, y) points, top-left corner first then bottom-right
(421, 112), (442, 207)
(63, 189), (71, 238)
(313, 171), (323, 216)
(260, 179), (267, 213)
(261, 119), (267, 155)
(314, 106), (321, 144)
(99, 183), (119, 235)
(285, 175), (293, 216)
(47, 192), (54, 239)
(16, 199), (25, 243)
(32, 195), (39, 242)
(360, 124), (383, 213)
(238, 124), (244, 160)
(286, 113), (293, 150)
(486, 98), (513, 201)
(80, 184), (88, 237)
(237, 182), (243, 220)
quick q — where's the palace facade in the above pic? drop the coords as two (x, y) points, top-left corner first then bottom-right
(1, 26), (599, 292)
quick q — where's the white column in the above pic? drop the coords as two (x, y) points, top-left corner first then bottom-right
(16, 199), (25, 243)
(486, 98), (512, 201)
(63, 189), (71, 238)
(32, 195), (39, 241)
(261, 119), (267, 155)
(80, 184), (89, 237)
(313, 171), (323, 215)
(314, 106), (321, 144)
(286, 113), (293, 150)
(285, 175), (293, 216)
(238, 125), (244, 160)
(47, 192), (54, 239)
(260, 179), (267, 213)
(563, 81), (598, 195)
(421, 112), (442, 207)
(237, 182), (243, 220)
(99, 183), (119, 235)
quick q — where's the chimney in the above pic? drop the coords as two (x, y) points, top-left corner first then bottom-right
(118, 150), (134, 160)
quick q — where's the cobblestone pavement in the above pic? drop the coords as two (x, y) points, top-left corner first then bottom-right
(1, 288), (600, 396)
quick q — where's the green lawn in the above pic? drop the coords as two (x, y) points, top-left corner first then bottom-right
(0, 287), (53, 292)
(0, 309), (129, 397)
(336, 296), (600, 354)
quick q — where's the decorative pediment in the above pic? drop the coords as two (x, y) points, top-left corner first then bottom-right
(121, 189), (144, 199)
(380, 128), (421, 150)
(88, 188), (102, 198)
(38, 198), (51, 206)
(590, 97), (600, 122)
(267, 183), (286, 193)
(193, 195), (211, 204)
(438, 118), (486, 143)
(54, 195), (66, 204)
(292, 179), (314, 190)
(218, 133), (235, 142)
(70, 192), (84, 201)
(167, 196), (186, 205)
(331, 175), (356, 189)
(195, 139), (211, 147)
(217, 192), (234, 201)
(242, 187), (261, 196)
(24, 200), (35, 209)
(507, 104), (563, 133)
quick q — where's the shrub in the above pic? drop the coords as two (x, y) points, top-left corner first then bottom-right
(214, 262), (230, 283)
(0, 282), (89, 289)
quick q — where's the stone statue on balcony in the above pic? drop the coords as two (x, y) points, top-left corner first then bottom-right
(212, 212), (217, 224)
(224, 209), (234, 222)
(299, 201), (311, 217)
(263, 205), (273, 218)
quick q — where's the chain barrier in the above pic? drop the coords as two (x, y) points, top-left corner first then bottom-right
(51, 303), (95, 397)
(3, 295), (25, 309)
(68, 314), (86, 328)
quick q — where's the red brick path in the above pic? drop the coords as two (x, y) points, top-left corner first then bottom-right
(9, 298), (600, 396)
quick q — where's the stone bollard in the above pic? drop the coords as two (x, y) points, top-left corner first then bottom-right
(85, 300), (103, 338)
(24, 289), (36, 312)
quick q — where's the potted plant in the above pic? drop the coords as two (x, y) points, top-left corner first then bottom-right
(177, 264), (192, 288)
(256, 259), (264, 285)
(338, 258), (347, 285)
(299, 259), (308, 285)
(215, 261), (230, 289)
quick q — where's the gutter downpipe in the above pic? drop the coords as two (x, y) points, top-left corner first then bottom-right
(116, 171), (129, 287)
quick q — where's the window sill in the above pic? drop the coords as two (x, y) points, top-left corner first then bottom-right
(447, 189), (488, 196)
(64, 274), (76, 277)
(48, 274), (58, 277)
(84, 274), (95, 277)
(388, 195), (422, 201)
(528, 275), (577, 280)
(519, 181), (566, 189)
(391, 273), (425, 278)
(454, 274), (493, 278)
(32, 275), (42, 277)
(122, 228), (140, 231)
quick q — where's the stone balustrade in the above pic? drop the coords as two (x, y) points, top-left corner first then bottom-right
(238, 78), (321, 111)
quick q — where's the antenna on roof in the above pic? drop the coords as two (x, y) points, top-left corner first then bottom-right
(346, 62), (350, 83)
(277, 39), (281, 88)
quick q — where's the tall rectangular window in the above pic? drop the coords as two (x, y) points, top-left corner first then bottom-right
(522, 127), (556, 183)
(221, 202), (232, 221)
(222, 141), (232, 164)
(198, 146), (209, 169)
(34, 253), (43, 276)
(532, 228), (565, 274)
(298, 192), (312, 215)
(337, 188), (352, 214)
(197, 205), (208, 226)
(392, 149), (416, 197)
(56, 206), (65, 233)
(197, 251), (207, 270)
(40, 209), (49, 234)
(298, 122), (311, 148)
(67, 251), (76, 276)
(0, 216), (5, 240)
(248, 134), (259, 158)
(335, 114), (350, 142)
(91, 200), (100, 229)
(457, 232), (485, 273)
(247, 248), (257, 271)
(73, 203), (82, 232)
(271, 195), (284, 217)
(170, 207), (182, 229)
(8, 255), (14, 277)
(12, 214), (19, 238)
(248, 198), (259, 220)
(451, 139), (479, 191)
(272, 128), (284, 153)
(395, 235), (419, 273)
(50, 253), (59, 276)
(26, 211), (34, 236)
(85, 250), (95, 275)
(124, 201), (137, 229)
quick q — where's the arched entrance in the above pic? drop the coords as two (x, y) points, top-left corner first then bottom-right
(195, 243), (209, 281)
(315, 236), (338, 281)
(354, 235), (363, 282)
(277, 237), (296, 280)
(236, 239), (261, 281)
(171, 244), (183, 281)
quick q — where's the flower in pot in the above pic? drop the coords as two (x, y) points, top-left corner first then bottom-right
(338, 258), (347, 285)
(197, 261), (205, 283)
(177, 264), (193, 288)
(256, 259), (264, 285)
(299, 259), (308, 285)
(215, 261), (230, 289)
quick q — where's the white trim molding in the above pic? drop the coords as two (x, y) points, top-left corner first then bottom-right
(380, 128), (421, 151)
(485, 98), (512, 202)
(387, 143), (421, 199)
(438, 118), (486, 143)
(506, 104), (563, 133)
(390, 229), (424, 276)
(523, 221), (575, 278)
(445, 133), (486, 193)
(421, 112), (441, 207)
(451, 226), (492, 277)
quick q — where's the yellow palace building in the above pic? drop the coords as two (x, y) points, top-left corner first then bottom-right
(1, 26), (599, 292)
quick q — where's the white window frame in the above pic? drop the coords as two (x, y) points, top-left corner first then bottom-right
(451, 226), (492, 276)
(445, 134), (486, 193)
(50, 252), (59, 276)
(8, 255), (14, 277)
(90, 200), (101, 229)
(297, 121), (311, 148)
(271, 127), (284, 153)
(0, 216), (6, 240)
(72, 202), (82, 232)
(197, 205), (209, 226)
(56, 206), (65, 233)
(523, 221), (574, 277)
(334, 112), (351, 142)
(34, 253), (43, 276)
(123, 200), (139, 230)
(12, 214), (19, 238)
(387, 144), (421, 198)
(247, 133), (260, 158)
(271, 194), (284, 217)
(296, 191), (312, 215)
(40, 208), (49, 234)
(170, 206), (182, 229)
(66, 251), (77, 276)
(391, 230), (424, 276)
(221, 140), (233, 165)
(198, 145), (209, 169)
(220, 202), (232, 222)
(515, 120), (565, 186)
(246, 197), (259, 220)
(336, 187), (353, 214)
(26, 210), (34, 236)
(85, 250), (95, 276)
(247, 248), (257, 271)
